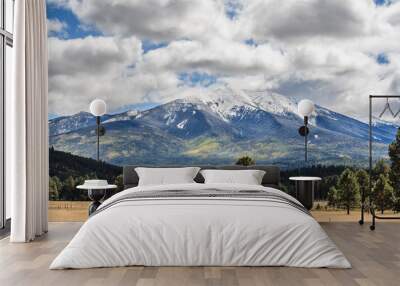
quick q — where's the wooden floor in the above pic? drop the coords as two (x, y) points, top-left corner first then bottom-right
(0, 222), (399, 286)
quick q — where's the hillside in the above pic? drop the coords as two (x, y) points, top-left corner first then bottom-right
(49, 147), (122, 181)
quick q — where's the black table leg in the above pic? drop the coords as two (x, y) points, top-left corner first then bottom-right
(87, 189), (106, 215)
(295, 181), (315, 210)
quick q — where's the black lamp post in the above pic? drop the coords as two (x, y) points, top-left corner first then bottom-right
(297, 99), (315, 163)
(89, 99), (107, 163)
(87, 99), (108, 208)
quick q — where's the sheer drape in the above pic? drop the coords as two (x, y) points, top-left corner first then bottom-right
(8, 0), (48, 242)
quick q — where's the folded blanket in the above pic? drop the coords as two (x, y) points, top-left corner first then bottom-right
(93, 188), (311, 217)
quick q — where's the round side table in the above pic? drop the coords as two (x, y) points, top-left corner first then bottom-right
(289, 177), (321, 210)
(77, 184), (117, 215)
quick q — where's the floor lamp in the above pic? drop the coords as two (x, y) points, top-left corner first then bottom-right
(89, 99), (107, 162)
(87, 99), (108, 209)
(298, 99), (315, 163)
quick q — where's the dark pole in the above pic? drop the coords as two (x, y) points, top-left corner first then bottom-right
(304, 116), (308, 163)
(366, 95), (372, 223)
(360, 95), (372, 225)
(362, 95), (372, 225)
(96, 116), (100, 162)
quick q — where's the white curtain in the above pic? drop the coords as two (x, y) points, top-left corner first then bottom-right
(8, 0), (49, 242)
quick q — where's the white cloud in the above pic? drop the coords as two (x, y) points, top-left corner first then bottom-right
(47, 19), (68, 36)
(238, 0), (374, 41)
(63, 0), (238, 42)
(48, 36), (145, 114)
(140, 38), (287, 76)
(48, 0), (400, 120)
(49, 36), (141, 76)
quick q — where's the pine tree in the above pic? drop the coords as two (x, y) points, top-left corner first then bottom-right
(235, 156), (255, 166)
(63, 176), (76, 201)
(393, 197), (400, 213)
(372, 159), (390, 181)
(114, 174), (124, 192)
(319, 175), (339, 200)
(356, 169), (370, 208)
(389, 127), (400, 211)
(49, 176), (62, 200)
(372, 174), (394, 214)
(327, 186), (338, 208)
(336, 168), (360, 215)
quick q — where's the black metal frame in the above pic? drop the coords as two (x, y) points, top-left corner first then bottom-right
(96, 116), (100, 162)
(304, 116), (309, 162)
(359, 95), (400, 230)
(298, 116), (310, 162)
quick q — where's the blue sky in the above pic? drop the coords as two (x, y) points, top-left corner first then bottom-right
(224, 0), (243, 19)
(377, 53), (390, 65)
(178, 72), (218, 88)
(374, 0), (392, 6)
(141, 40), (169, 54)
(46, 3), (101, 39)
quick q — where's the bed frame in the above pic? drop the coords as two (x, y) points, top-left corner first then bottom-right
(123, 165), (281, 190)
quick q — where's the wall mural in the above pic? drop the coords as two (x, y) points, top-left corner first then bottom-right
(46, 1), (400, 210)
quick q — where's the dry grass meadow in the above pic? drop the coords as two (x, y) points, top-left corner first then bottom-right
(49, 201), (90, 222)
(49, 200), (400, 223)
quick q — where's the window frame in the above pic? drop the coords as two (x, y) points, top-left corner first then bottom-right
(0, 0), (13, 231)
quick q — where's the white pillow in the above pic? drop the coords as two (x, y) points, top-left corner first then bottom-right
(135, 167), (200, 186)
(200, 169), (266, 185)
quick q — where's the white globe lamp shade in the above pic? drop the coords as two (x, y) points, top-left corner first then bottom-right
(298, 99), (315, 117)
(90, 99), (107, 117)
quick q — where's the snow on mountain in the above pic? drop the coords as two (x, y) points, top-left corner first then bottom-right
(372, 116), (400, 127)
(49, 88), (399, 147)
(177, 87), (299, 122)
(49, 89), (398, 166)
(243, 90), (299, 115)
(49, 112), (97, 136)
(103, 110), (139, 124)
(137, 96), (238, 139)
(177, 119), (188, 129)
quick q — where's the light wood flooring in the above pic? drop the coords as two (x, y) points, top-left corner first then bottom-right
(0, 222), (399, 286)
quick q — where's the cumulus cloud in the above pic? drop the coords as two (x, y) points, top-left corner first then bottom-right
(47, 0), (400, 120)
(239, 0), (374, 41)
(48, 36), (144, 114)
(139, 38), (287, 76)
(61, 0), (238, 42)
(49, 36), (141, 76)
(47, 18), (68, 36)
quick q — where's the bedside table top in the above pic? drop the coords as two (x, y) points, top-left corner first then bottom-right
(77, 184), (117, 190)
(289, 176), (322, 181)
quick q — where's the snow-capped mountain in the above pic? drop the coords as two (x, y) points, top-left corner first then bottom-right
(49, 112), (113, 136)
(175, 88), (299, 122)
(49, 89), (398, 166)
(371, 116), (400, 140)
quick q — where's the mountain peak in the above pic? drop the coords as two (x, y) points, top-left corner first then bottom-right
(175, 88), (300, 120)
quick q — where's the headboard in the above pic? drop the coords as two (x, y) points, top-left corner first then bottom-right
(123, 165), (281, 189)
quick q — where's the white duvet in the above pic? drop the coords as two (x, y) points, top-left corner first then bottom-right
(50, 183), (351, 269)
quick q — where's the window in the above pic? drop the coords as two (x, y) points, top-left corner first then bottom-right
(0, 0), (13, 230)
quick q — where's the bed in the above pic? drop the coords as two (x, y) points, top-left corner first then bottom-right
(50, 165), (350, 269)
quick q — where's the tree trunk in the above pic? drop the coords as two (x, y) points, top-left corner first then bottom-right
(347, 206), (350, 215)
